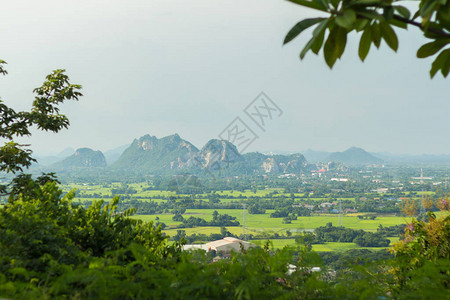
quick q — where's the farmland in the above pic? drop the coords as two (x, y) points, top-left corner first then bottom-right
(56, 182), (414, 252)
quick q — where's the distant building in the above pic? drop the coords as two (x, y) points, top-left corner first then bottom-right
(373, 188), (389, 193)
(183, 237), (257, 257)
(330, 178), (349, 182)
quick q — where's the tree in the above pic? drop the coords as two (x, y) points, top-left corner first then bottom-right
(283, 0), (450, 77)
(0, 61), (179, 297)
(0, 59), (82, 194)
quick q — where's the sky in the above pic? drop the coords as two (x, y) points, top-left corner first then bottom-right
(1, 0), (449, 156)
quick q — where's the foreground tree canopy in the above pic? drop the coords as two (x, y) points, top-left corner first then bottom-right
(284, 0), (450, 77)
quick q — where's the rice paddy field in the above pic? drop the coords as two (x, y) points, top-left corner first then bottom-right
(61, 183), (415, 251)
(251, 238), (399, 251)
(131, 209), (406, 232)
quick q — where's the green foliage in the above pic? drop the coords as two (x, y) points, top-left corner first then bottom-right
(177, 210), (240, 228)
(0, 61), (82, 194)
(285, 0), (450, 77)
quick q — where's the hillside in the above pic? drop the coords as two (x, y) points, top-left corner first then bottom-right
(111, 134), (199, 174)
(326, 147), (383, 166)
(53, 148), (107, 169)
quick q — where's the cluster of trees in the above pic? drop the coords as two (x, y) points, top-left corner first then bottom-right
(247, 202), (266, 214)
(175, 211), (240, 228)
(358, 214), (377, 220)
(313, 223), (391, 247)
(319, 249), (393, 270)
(270, 206), (312, 219)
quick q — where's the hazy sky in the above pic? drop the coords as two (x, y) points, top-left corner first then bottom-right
(1, 0), (449, 156)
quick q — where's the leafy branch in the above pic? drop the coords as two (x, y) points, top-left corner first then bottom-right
(284, 0), (450, 77)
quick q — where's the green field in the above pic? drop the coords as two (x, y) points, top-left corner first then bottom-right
(132, 209), (405, 230)
(63, 184), (408, 247)
(250, 237), (399, 251)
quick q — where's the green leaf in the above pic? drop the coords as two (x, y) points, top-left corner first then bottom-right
(358, 10), (382, 20)
(380, 21), (398, 51)
(420, 0), (438, 18)
(390, 18), (408, 29)
(323, 26), (347, 68)
(371, 23), (381, 48)
(300, 20), (328, 59)
(335, 9), (357, 29)
(430, 49), (450, 77)
(359, 28), (372, 61)
(442, 51), (450, 76)
(311, 22), (327, 54)
(330, 0), (339, 9)
(284, 18), (326, 44)
(417, 40), (450, 58)
(354, 19), (369, 32)
(301, 37), (317, 59)
(383, 6), (394, 21)
(394, 6), (411, 19)
(287, 0), (328, 12)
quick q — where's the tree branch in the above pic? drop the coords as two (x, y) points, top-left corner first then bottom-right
(393, 14), (450, 39)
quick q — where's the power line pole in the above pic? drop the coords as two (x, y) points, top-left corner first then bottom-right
(242, 204), (246, 240)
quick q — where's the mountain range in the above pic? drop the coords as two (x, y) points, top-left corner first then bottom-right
(36, 133), (449, 176)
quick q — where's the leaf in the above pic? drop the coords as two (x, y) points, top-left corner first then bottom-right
(390, 18), (408, 29)
(330, 0), (339, 9)
(383, 6), (394, 21)
(371, 23), (381, 48)
(335, 9), (357, 29)
(430, 49), (450, 77)
(300, 31), (320, 59)
(417, 40), (450, 58)
(359, 28), (372, 61)
(394, 5), (411, 19)
(380, 21), (398, 51)
(420, 0), (438, 18)
(323, 26), (347, 68)
(442, 52), (450, 76)
(354, 19), (369, 32)
(358, 10), (382, 20)
(299, 20), (328, 59)
(311, 22), (327, 54)
(284, 18), (326, 44)
(287, 0), (328, 12)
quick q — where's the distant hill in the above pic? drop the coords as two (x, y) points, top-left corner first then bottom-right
(326, 147), (383, 166)
(195, 139), (242, 170)
(53, 148), (107, 169)
(372, 152), (450, 165)
(302, 149), (331, 162)
(111, 134), (199, 174)
(57, 147), (75, 158)
(104, 144), (130, 165)
(35, 147), (76, 166)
